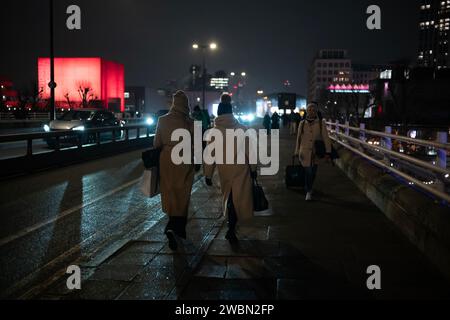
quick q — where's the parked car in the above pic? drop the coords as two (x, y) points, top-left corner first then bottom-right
(43, 109), (123, 148)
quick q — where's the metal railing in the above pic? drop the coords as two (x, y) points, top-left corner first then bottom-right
(326, 120), (450, 203)
(0, 112), (57, 121)
(0, 125), (154, 157)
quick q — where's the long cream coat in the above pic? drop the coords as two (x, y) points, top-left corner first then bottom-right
(153, 103), (194, 217)
(294, 119), (332, 167)
(204, 114), (257, 221)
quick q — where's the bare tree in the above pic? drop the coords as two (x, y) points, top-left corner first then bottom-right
(77, 82), (97, 108)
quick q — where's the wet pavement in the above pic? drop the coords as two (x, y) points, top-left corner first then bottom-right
(1, 128), (449, 300)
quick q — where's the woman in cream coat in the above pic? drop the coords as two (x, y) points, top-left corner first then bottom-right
(204, 94), (257, 242)
(294, 104), (332, 201)
(154, 91), (194, 250)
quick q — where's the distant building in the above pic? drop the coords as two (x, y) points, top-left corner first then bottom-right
(369, 62), (450, 124)
(38, 57), (125, 112)
(352, 64), (384, 83)
(418, 0), (450, 69)
(307, 49), (352, 103)
(0, 77), (19, 109)
(125, 86), (146, 115)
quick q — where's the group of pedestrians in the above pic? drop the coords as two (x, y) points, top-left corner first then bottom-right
(153, 91), (332, 250)
(154, 91), (256, 250)
(263, 111), (304, 136)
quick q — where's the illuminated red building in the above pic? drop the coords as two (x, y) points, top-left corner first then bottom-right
(38, 57), (125, 112)
(0, 77), (19, 109)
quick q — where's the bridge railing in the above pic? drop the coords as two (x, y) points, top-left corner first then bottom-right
(0, 125), (154, 157)
(326, 120), (450, 203)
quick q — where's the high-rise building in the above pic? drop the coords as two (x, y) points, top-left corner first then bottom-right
(418, 0), (450, 69)
(307, 49), (352, 103)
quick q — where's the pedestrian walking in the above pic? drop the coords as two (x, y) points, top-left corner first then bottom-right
(154, 91), (195, 250)
(289, 112), (298, 135)
(204, 94), (257, 243)
(263, 112), (271, 135)
(271, 111), (280, 130)
(294, 104), (332, 201)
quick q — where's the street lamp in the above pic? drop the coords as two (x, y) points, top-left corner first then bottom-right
(49, 0), (57, 120)
(192, 42), (218, 110)
(241, 72), (246, 77)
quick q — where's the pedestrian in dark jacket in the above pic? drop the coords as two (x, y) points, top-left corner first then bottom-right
(263, 113), (271, 135)
(271, 112), (280, 130)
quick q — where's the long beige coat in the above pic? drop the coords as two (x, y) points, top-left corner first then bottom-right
(294, 118), (332, 167)
(204, 114), (257, 221)
(153, 102), (194, 217)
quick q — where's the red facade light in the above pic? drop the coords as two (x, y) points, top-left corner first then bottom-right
(38, 57), (125, 112)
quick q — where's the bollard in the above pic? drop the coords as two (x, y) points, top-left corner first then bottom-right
(345, 121), (350, 136)
(335, 120), (340, 135)
(384, 126), (392, 150)
(27, 139), (33, 157)
(360, 123), (366, 142)
(437, 132), (447, 169)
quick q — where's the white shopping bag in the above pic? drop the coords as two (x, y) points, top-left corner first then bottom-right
(140, 167), (160, 198)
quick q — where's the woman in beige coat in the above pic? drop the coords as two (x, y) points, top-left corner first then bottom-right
(204, 94), (257, 242)
(154, 91), (194, 250)
(294, 104), (332, 201)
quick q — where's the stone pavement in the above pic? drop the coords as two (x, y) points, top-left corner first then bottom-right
(37, 128), (450, 300)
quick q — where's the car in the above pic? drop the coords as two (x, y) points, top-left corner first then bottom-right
(43, 109), (123, 148)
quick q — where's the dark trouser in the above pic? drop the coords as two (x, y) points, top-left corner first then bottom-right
(227, 192), (238, 231)
(165, 216), (187, 239)
(304, 165), (318, 193)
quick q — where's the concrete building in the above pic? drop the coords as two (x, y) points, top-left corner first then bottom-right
(352, 64), (384, 83)
(307, 49), (352, 103)
(418, 0), (450, 69)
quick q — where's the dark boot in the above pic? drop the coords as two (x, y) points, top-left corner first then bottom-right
(165, 218), (178, 251)
(174, 216), (187, 240)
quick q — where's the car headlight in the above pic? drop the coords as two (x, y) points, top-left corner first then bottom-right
(72, 126), (85, 131)
(246, 114), (255, 122)
(43, 124), (50, 132)
(146, 117), (155, 126)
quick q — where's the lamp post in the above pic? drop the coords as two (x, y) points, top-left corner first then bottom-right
(192, 42), (217, 110)
(49, 0), (57, 120)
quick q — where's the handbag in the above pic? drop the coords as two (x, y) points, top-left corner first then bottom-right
(285, 156), (305, 188)
(142, 148), (160, 169)
(314, 140), (326, 158)
(252, 177), (269, 212)
(140, 166), (160, 198)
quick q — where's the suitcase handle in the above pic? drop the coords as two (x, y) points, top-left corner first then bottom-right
(292, 155), (300, 166)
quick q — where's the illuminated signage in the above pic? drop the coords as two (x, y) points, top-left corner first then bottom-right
(328, 84), (370, 93)
(210, 78), (229, 89)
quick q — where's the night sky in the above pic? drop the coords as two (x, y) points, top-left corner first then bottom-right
(1, 0), (419, 96)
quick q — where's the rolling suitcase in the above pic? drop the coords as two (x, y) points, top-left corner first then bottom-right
(285, 156), (305, 188)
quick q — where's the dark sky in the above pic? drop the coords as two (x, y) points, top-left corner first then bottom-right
(1, 0), (419, 96)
